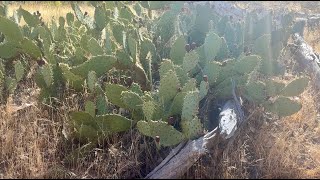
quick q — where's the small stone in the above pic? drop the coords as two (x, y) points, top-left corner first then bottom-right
(203, 75), (208, 82)
(185, 44), (191, 52)
(155, 136), (160, 143)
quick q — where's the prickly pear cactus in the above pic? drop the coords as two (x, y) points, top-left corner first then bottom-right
(158, 70), (180, 106)
(170, 36), (187, 65)
(14, 60), (24, 82)
(137, 120), (185, 147)
(280, 77), (309, 97)
(87, 71), (97, 92)
(263, 97), (302, 117)
(121, 91), (143, 110)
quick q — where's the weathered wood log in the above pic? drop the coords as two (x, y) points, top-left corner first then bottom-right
(145, 99), (243, 179)
(289, 33), (320, 89)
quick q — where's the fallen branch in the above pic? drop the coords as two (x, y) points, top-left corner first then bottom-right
(289, 33), (320, 89)
(145, 98), (243, 179)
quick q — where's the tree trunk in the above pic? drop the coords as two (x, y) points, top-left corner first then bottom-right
(289, 33), (320, 89)
(145, 99), (243, 179)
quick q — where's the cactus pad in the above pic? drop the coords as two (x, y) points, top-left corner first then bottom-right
(137, 120), (185, 147)
(105, 83), (128, 108)
(121, 91), (143, 110)
(280, 77), (309, 97)
(0, 15), (23, 42)
(87, 71), (97, 92)
(159, 59), (175, 79)
(204, 32), (222, 62)
(71, 55), (117, 78)
(170, 35), (187, 65)
(40, 63), (53, 87)
(142, 100), (155, 120)
(265, 79), (285, 96)
(180, 116), (203, 139)
(263, 97), (302, 117)
(95, 114), (132, 133)
(14, 60), (24, 82)
(183, 51), (199, 73)
(199, 80), (209, 101)
(159, 70), (180, 106)
(87, 37), (104, 56)
(234, 55), (261, 75)
(243, 81), (266, 104)
(203, 61), (221, 86)
(181, 91), (199, 122)
(85, 101), (96, 117)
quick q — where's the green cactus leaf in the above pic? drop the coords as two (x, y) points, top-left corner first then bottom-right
(5, 77), (17, 94)
(170, 36), (187, 65)
(71, 55), (117, 78)
(204, 32), (222, 62)
(159, 70), (180, 106)
(127, 34), (137, 62)
(216, 37), (229, 61)
(142, 100), (155, 121)
(181, 78), (197, 92)
(265, 79), (285, 96)
(181, 91), (199, 122)
(77, 124), (99, 141)
(215, 59), (236, 85)
(137, 120), (185, 147)
(203, 61), (221, 86)
(121, 91), (143, 110)
(96, 114), (132, 133)
(159, 59), (175, 79)
(140, 38), (157, 63)
(244, 81), (267, 104)
(0, 16), (23, 42)
(215, 75), (248, 99)
(280, 77), (309, 97)
(174, 65), (189, 87)
(116, 49), (134, 67)
(40, 63), (53, 87)
(235, 55), (261, 75)
(111, 21), (125, 45)
(180, 116), (203, 139)
(59, 17), (65, 28)
(105, 83), (128, 108)
(168, 92), (187, 117)
(59, 63), (84, 91)
(66, 12), (74, 26)
(94, 6), (107, 31)
(87, 37), (104, 56)
(130, 82), (143, 96)
(20, 37), (42, 59)
(253, 34), (271, 61)
(18, 7), (40, 27)
(87, 71), (97, 92)
(199, 81), (209, 100)
(0, 42), (18, 59)
(69, 111), (98, 129)
(263, 97), (302, 117)
(96, 95), (107, 115)
(85, 101), (96, 117)
(183, 51), (199, 73)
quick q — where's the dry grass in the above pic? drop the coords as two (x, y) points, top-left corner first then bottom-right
(2, 1), (320, 179)
(6, 2), (94, 25)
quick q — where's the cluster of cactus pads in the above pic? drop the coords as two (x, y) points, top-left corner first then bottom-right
(0, 2), (310, 148)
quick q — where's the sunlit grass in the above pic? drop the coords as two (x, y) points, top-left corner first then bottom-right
(6, 2), (94, 25)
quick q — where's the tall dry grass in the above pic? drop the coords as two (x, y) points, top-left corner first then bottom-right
(6, 2), (94, 25)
